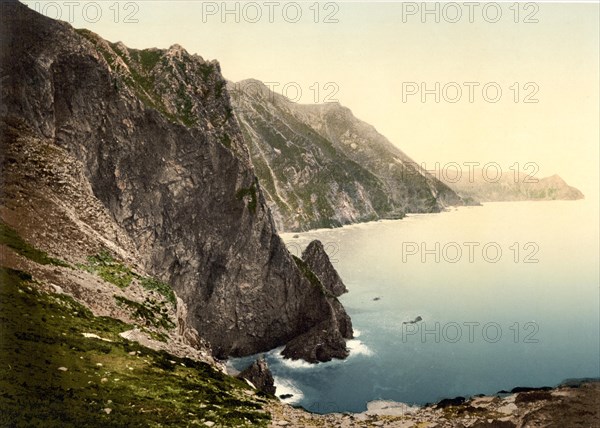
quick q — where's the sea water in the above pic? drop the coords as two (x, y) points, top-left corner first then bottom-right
(230, 200), (600, 413)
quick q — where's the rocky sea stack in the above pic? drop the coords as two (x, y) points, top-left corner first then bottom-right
(281, 240), (353, 363)
(0, 1), (350, 363)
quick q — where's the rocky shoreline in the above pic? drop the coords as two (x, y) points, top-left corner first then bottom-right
(230, 353), (598, 427)
(266, 379), (600, 427)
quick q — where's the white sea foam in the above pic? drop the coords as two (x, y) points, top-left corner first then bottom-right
(347, 338), (374, 357)
(364, 400), (420, 416)
(272, 347), (315, 370)
(273, 376), (304, 404)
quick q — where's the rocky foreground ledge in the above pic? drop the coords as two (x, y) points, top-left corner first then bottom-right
(266, 380), (600, 427)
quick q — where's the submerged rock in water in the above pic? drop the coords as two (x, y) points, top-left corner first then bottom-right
(237, 357), (276, 396)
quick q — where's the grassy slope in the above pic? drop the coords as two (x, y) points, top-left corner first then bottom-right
(0, 227), (270, 427)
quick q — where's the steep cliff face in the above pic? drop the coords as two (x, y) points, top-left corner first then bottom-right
(229, 79), (464, 232)
(0, 2), (351, 361)
(439, 170), (585, 202)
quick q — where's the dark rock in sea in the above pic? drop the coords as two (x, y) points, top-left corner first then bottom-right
(403, 316), (423, 324)
(0, 1), (353, 363)
(301, 240), (348, 297)
(293, 235), (300, 238)
(281, 318), (350, 364)
(279, 394), (293, 400)
(237, 357), (276, 396)
(436, 396), (466, 408)
(510, 386), (552, 393)
(373, 297), (381, 301)
(277, 252), (352, 362)
(277, 240), (352, 362)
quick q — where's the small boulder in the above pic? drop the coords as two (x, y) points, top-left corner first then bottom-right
(237, 357), (276, 396)
(436, 396), (466, 408)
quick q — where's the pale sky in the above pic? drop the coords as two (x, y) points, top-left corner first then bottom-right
(22, 1), (599, 198)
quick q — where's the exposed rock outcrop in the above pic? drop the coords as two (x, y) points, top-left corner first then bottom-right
(229, 79), (465, 232)
(0, 2), (350, 362)
(301, 240), (347, 297)
(281, 319), (350, 363)
(279, 242), (353, 363)
(237, 357), (276, 396)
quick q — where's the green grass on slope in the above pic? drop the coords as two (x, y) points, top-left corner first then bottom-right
(0, 222), (69, 267)
(0, 267), (270, 427)
(78, 251), (176, 305)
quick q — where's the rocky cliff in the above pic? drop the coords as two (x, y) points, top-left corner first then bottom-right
(0, 1), (351, 362)
(229, 79), (464, 232)
(282, 240), (352, 363)
(440, 169), (584, 202)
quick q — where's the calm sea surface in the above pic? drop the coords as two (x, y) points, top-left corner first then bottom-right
(230, 200), (600, 413)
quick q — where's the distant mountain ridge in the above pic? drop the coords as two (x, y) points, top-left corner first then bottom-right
(229, 79), (464, 232)
(439, 169), (584, 202)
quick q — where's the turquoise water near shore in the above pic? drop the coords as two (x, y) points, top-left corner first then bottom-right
(230, 200), (600, 414)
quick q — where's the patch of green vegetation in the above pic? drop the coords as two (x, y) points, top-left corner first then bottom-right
(220, 133), (232, 149)
(77, 30), (176, 122)
(143, 328), (169, 343)
(114, 295), (174, 330)
(215, 80), (226, 98)
(291, 256), (331, 297)
(0, 267), (270, 427)
(138, 276), (176, 305)
(79, 252), (134, 289)
(77, 28), (207, 129)
(224, 105), (234, 122)
(79, 252), (176, 305)
(236, 183), (258, 214)
(198, 63), (215, 82)
(0, 222), (69, 267)
(76, 29), (118, 69)
(176, 83), (197, 126)
(137, 50), (163, 72)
